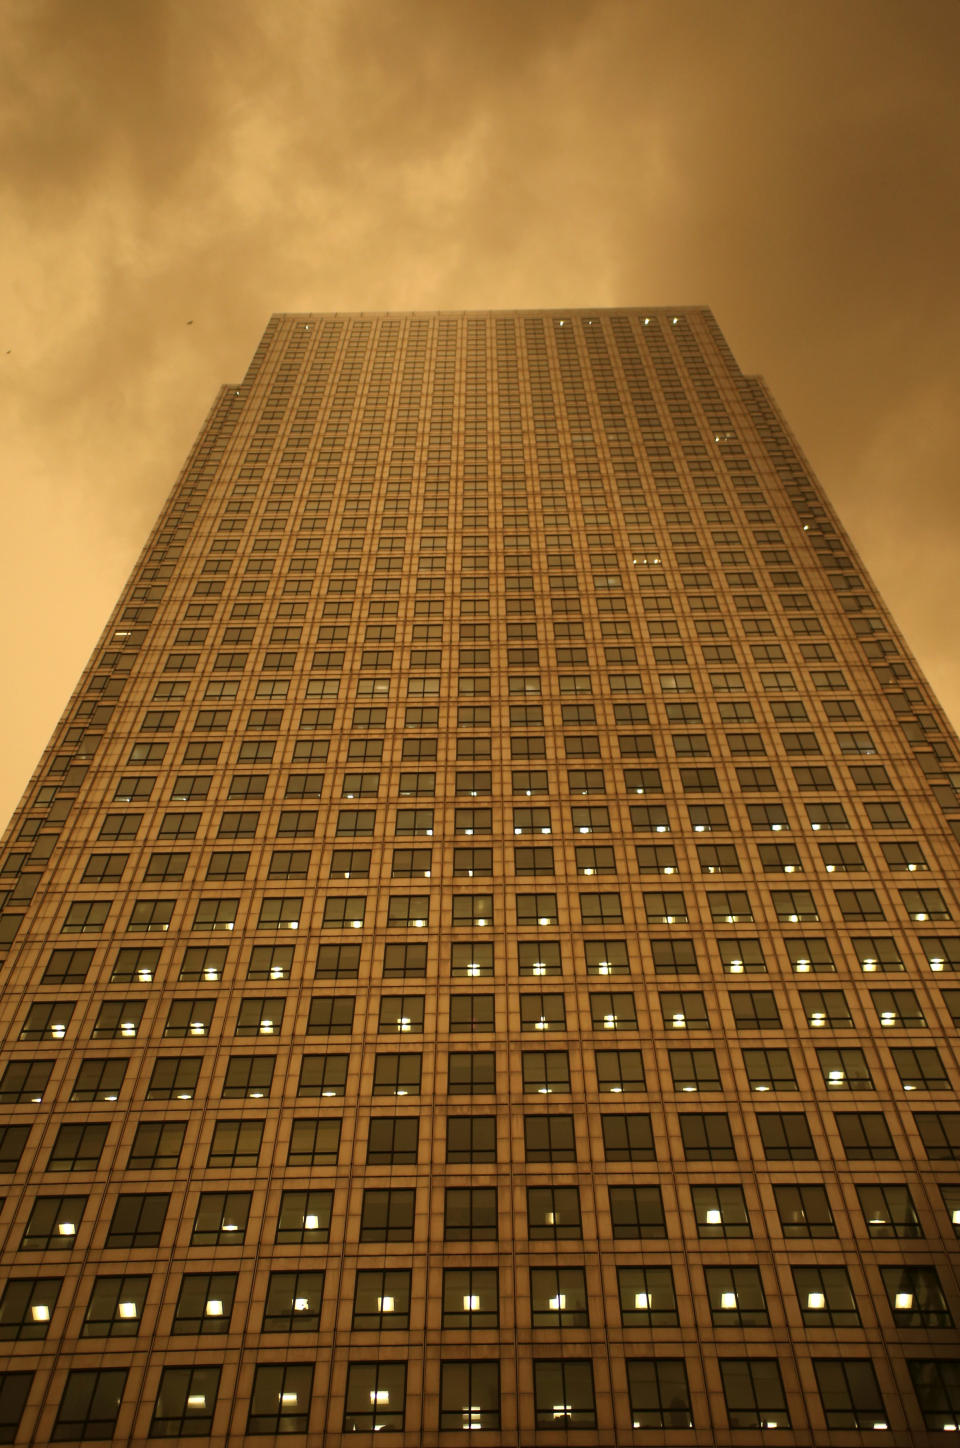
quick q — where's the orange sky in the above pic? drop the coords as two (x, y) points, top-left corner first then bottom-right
(2, 0), (959, 826)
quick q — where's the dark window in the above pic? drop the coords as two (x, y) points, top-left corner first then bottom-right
(104, 1193), (168, 1248)
(609, 1185), (666, 1238)
(757, 1112), (816, 1159)
(367, 1116), (419, 1165)
(127, 1121), (185, 1170)
(53, 1369), (127, 1442)
(47, 1123), (107, 1169)
(679, 1112), (735, 1160)
(444, 1187), (497, 1241)
(359, 1188), (415, 1241)
(835, 1112), (897, 1159)
(446, 1116), (496, 1163)
(287, 1118), (341, 1166)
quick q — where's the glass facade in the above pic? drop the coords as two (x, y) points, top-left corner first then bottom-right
(1, 308), (959, 1442)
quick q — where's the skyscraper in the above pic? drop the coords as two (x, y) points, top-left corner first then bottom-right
(1, 307), (959, 1444)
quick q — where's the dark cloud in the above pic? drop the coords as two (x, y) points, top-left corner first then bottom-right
(1, 0), (959, 820)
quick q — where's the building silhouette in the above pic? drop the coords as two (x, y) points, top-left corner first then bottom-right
(1, 308), (959, 1443)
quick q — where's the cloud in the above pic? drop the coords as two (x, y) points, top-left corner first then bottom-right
(1, 0), (959, 821)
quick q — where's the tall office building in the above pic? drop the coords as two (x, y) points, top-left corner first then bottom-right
(1, 308), (960, 1445)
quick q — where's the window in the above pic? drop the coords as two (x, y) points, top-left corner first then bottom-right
(918, 1112), (960, 1159)
(835, 1112), (897, 1159)
(817, 1046), (873, 1090)
(627, 1360), (693, 1429)
(659, 990), (709, 1030)
(0, 1276), (62, 1340)
(442, 1268), (499, 1328)
(150, 1366), (221, 1438)
(221, 1054), (274, 1099)
(892, 1046), (949, 1091)
(127, 1121), (185, 1170)
(440, 1362), (500, 1431)
(248, 1364), (313, 1435)
(321, 896), (366, 929)
(594, 1048), (644, 1093)
(690, 1183), (751, 1238)
(190, 1191), (250, 1245)
(352, 1268), (411, 1329)
(741, 1047), (796, 1092)
(793, 1265), (859, 1325)
(589, 990), (637, 1031)
(881, 1265), (952, 1327)
(720, 1359), (790, 1429)
(42, 948), (93, 984)
(533, 1360), (595, 1428)
(367, 1117), (419, 1165)
(21, 1195), (87, 1250)
(521, 1050), (569, 1094)
(104, 1193), (168, 1248)
(53, 1369), (127, 1442)
(813, 1360), (888, 1430)
(91, 999), (144, 1039)
(359, 1188), (415, 1241)
(705, 1265), (768, 1326)
(314, 943), (359, 979)
(81, 1274), (149, 1337)
(343, 1363), (405, 1433)
(529, 1267), (587, 1327)
(635, 843), (678, 874)
(276, 1190), (332, 1243)
(446, 1115), (496, 1163)
(852, 935), (904, 972)
(61, 900), (111, 933)
(47, 1123), (107, 1169)
(857, 1183), (921, 1237)
(257, 1271), (322, 1333)
(444, 1187), (497, 1241)
(771, 888), (819, 921)
(164, 1000), (215, 1037)
(449, 994), (495, 1031)
(584, 938), (630, 975)
(208, 1118), (263, 1168)
(146, 1057), (200, 1100)
(669, 1048), (721, 1092)
(376, 994), (422, 1034)
(901, 887), (951, 921)
(372, 1053), (420, 1096)
(0, 1060), (52, 1103)
(0, 1373), (33, 1442)
(609, 1184), (666, 1239)
(757, 1112), (816, 1160)
(871, 986), (926, 1027)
